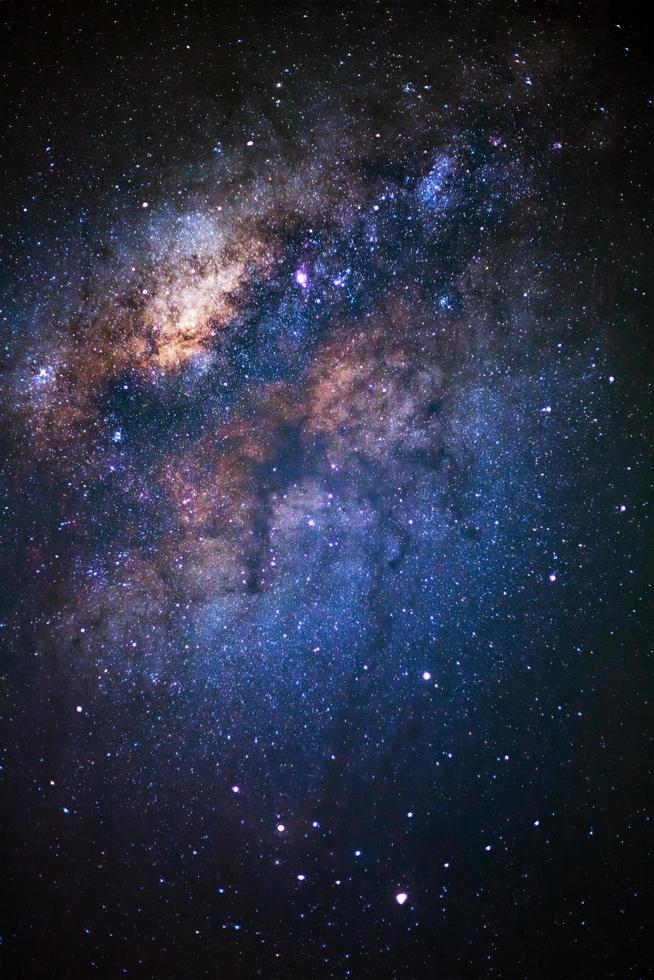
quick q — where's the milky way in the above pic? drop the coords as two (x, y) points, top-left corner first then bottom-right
(1, 3), (651, 978)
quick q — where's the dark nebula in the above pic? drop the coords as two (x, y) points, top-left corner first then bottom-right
(1, 2), (651, 978)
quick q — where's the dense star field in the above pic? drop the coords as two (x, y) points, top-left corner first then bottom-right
(1, 2), (651, 978)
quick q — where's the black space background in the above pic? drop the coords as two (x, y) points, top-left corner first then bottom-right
(1, 2), (652, 979)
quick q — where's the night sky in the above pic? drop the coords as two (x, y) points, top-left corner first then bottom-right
(1, 2), (652, 978)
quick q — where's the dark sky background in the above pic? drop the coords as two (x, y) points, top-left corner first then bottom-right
(1, 2), (652, 978)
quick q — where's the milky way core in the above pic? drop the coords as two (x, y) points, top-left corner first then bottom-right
(1, 3), (651, 978)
